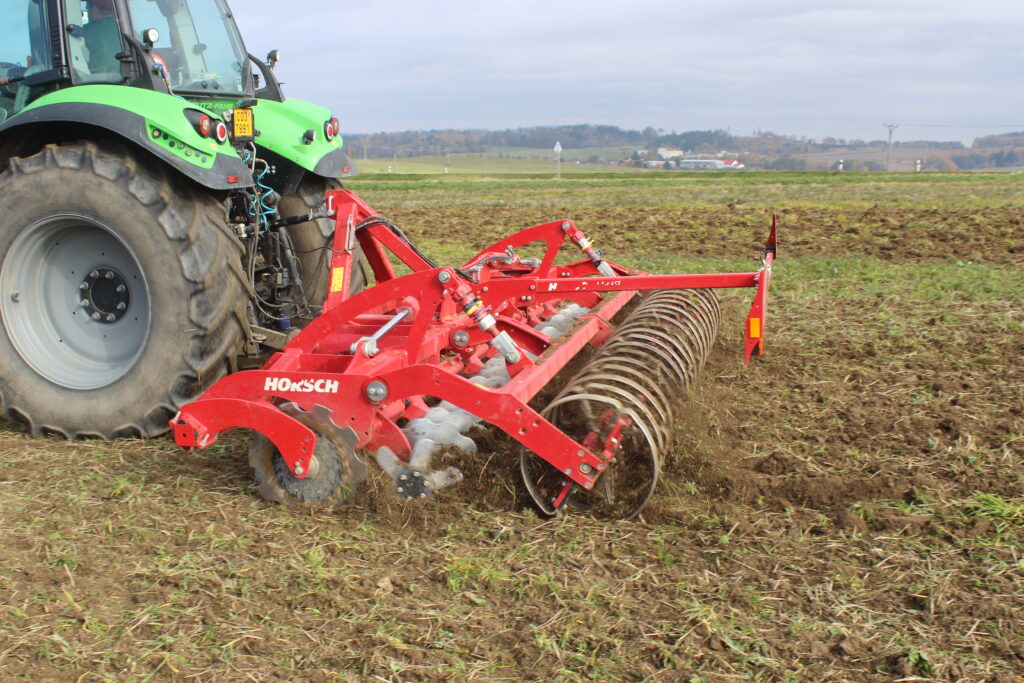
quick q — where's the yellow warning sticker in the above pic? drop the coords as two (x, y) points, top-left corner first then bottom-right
(329, 267), (346, 292)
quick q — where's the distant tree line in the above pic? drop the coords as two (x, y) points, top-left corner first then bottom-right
(927, 148), (1022, 170)
(342, 123), (1023, 170)
(972, 132), (1024, 150)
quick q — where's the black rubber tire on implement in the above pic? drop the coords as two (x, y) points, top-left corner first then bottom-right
(277, 177), (366, 320)
(0, 141), (248, 439)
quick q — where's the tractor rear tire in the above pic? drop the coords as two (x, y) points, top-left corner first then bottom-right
(278, 177), (366, 320)
(0, 141), (248, 439)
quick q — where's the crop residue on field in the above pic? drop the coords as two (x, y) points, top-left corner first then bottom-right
(1, 172), (1022, 681)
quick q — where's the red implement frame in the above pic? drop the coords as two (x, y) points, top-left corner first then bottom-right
(172, 190), (777, 491)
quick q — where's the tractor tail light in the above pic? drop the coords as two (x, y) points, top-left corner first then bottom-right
(324, 117), (340, 141)
(198, 115), (212, 137)
(214, 121), (229, 145)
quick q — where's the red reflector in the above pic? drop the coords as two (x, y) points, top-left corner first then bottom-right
(342, 166), (350, 173)
(227, 176), (239, 184)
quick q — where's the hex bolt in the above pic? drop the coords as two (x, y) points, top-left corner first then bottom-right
(452, 330), (470, 347)
(584, 481), (594, 490)
(365, 380), (388, 402)
(89, 270), (99, 279)
(116, 284), (126, 293)
(116, 303), (126, 311)
(597, 463), (607, 472)
(294, 464), (304, 475)
(80, 299), (90, 307)
(482, 286), (489, 292)
(104, 271), (114, 280)
(397, 486), (405, 494)
(437, 271), (451, 284)
(579, 463), (593, 475)
(106, 314), (116, 322)
(79, 282), (89, 290)
(563, 468), (572, 475)
(577, 450), (585, 457)
(399, 474), (408, 481)
(91, 312), (101, 320)
(561, 221), (571, 231)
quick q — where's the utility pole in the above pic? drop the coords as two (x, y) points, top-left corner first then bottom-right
(884, 123), (899, 172)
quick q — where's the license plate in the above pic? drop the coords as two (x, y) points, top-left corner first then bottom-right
(232, 108), (254, 141)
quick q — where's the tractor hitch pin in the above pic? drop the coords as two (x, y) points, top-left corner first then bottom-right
(562, 221), (615, 277)
(350, 307), (412, 357)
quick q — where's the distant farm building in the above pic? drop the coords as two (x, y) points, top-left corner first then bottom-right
(666, 159), (745, 170)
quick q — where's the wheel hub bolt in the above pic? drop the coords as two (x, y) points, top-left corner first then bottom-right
(79, 268), (130, 324)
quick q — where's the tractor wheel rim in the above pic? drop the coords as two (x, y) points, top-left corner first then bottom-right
(0, 214), (152, 390)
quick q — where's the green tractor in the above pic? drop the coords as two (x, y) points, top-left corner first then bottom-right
(0, 0), (362, 439)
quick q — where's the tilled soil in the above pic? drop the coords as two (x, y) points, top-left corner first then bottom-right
(390, 205), (1024, 266)
(0, 182), (1022, 681)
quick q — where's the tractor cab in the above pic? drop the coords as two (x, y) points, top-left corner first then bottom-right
(0, 0), (262, 122)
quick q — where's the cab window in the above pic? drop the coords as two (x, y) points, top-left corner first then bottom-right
(65, 0), (126, 84)
(126, 0), (251, 94)
(0, 0), (54, 119)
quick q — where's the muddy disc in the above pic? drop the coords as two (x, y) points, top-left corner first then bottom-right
(249, 403), (367, 508)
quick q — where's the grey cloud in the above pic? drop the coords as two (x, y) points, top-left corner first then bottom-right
(232, 0), (1024, 142)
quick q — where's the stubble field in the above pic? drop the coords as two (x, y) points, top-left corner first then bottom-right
(1, 171), (1022, 681)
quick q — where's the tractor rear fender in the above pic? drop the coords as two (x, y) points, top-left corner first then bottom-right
(0, 85), (254, 190)
(246, 97), (358, 194)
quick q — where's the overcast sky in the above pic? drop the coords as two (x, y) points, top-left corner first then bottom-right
(233, 0), (1024, 144)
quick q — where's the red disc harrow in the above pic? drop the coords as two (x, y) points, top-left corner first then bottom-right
(172, 189), (777, 518)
